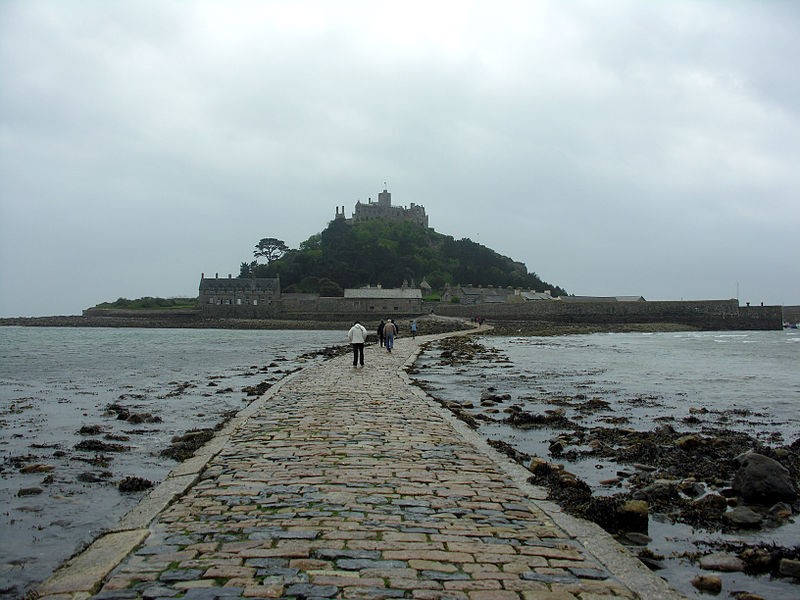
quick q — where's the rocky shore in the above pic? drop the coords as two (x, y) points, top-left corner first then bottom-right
(409, 334), (800, 598)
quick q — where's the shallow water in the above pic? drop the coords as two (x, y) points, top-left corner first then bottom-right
(0, 327), (344, 597)
(412, 330), (800, 599)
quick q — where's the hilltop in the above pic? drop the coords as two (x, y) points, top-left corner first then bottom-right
(241, 218), (566, 297)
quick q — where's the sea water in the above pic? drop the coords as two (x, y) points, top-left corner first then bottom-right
(0, 327), (344, 597)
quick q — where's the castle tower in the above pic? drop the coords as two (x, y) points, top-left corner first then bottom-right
(378, 187), (391, 207)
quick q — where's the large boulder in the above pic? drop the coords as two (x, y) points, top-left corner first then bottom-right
(731, 452), (798, 505)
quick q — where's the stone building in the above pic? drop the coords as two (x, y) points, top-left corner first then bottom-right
(441, 284), (560, 304)
(334, 186), (428, 228)
(198, 274), (280, 316)
(343, 285), (423, 314)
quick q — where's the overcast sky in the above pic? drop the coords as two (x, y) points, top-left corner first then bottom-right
(1, 1), (798, 317)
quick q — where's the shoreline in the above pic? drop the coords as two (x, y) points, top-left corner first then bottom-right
(1, 314), (714, 336)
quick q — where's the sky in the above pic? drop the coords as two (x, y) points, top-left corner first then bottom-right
(1, 0), (799, 317)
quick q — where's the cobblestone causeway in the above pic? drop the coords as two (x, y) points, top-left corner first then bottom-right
(39, 332), (681, 600)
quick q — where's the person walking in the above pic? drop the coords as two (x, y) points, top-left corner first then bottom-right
(377, 320), (386, 347)
(347, 321), (368, 367)
(383, 319), (397, 352)
(410, 319), (417, 339)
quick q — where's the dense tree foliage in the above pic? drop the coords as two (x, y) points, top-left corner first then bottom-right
(243, 220), (566, 297)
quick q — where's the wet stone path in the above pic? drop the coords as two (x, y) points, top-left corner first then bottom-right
(41, 331), (680, 600)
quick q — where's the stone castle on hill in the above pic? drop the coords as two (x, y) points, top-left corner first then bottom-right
(187, 184), (782, 329)
(334, 187), (428, 228)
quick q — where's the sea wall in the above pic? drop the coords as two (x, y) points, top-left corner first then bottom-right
(425, 299), (783, 330)
(9, 300), (782, 331)
(782, 305), (800, 324)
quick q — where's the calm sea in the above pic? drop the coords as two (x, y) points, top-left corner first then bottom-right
(0, 327), (345, 597)
(412, 329), (800, 598)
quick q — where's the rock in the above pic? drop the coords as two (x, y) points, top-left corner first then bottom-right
(691, 574), (722, 593)
(118, 476), (154, 493)
(618, 500), (649, 533)
(692, 493), (727, 513)
(78, 424), (104, 435)
(739, 547), (773, 572)
(528, 457), (551, 475)
(632, 463), (657, 472)
(724, 505), (763, 528)
(75, 439), (129, 453)
(679, 481), (705, 498)
(621, 532), (652, 546)
(778, 558), (800, 578)
(731, 593), (766, 600)
(480, 390), (511, 402)
(768, 501), (793, 520)
(17, 487), (43, 497)
(731, 452), (798, 505)
(699, 552), (745, 572)
(19, 463), (54, 474)
(676, 434), (703, 449)
(633, 480), (679, 501)
(599, 477), (620, 486)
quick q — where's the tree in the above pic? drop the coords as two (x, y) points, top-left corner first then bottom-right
(239, 261), (255, 277)
(254, 238), (288, 263)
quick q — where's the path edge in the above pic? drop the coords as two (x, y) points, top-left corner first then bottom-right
(36, 366), (307, 599)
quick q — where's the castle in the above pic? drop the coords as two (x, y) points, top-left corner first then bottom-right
(334, 186), (428, 228)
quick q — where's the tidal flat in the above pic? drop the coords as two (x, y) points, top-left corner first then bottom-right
(0, 327), (347, 598)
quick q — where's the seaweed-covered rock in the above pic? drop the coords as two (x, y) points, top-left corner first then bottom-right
(74, 439), (129, 452)
(691, 574), (721, 593)
(78, 424), (104, 435)
(118, 476), (154, 493)
(732, 452), (798, 505)
(160, 429), (215, 461)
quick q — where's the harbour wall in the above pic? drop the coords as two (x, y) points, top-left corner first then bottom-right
(70, 300), (785, 330)
(425, 299), (783, 330)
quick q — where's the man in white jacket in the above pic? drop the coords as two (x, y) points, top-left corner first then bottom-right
(347, 321), (368, 367)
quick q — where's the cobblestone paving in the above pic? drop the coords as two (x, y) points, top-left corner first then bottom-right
(75, 334), (671, 600)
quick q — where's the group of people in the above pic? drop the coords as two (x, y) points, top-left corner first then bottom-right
(347, 318), (418, 367)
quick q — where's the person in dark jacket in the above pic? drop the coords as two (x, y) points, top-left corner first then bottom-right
(377, 320), (386, 347)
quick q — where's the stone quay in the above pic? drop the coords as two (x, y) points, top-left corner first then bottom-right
(38, 328), (681, 600)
